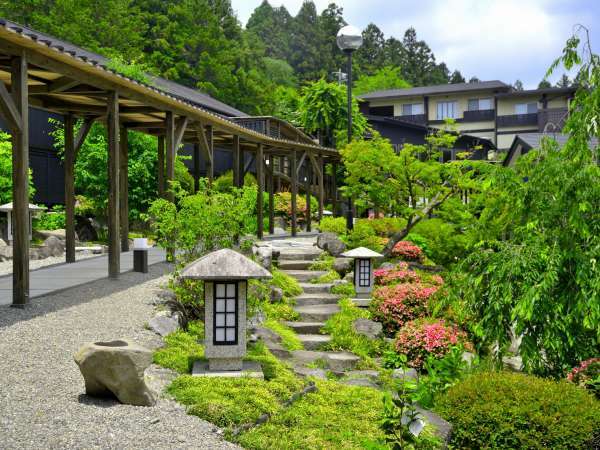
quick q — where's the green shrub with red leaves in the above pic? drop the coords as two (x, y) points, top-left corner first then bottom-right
(567, 357), (600, 398)
(395, 319), (472, 370)
(391, 240), (423, 261)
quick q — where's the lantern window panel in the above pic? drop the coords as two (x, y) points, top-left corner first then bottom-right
(213, 282), (238, 345)
(358, 259), (371, 287)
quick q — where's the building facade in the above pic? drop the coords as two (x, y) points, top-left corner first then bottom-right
(359, 81), (575, 153)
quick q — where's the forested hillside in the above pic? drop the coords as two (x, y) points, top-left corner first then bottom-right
(0, 0), (468, 114)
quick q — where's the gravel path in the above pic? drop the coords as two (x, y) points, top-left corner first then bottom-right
(0, 263), (240, 450)
(0, 252), (98, 276)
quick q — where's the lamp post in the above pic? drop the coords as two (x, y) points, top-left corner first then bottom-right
(337, 25), (362, 230)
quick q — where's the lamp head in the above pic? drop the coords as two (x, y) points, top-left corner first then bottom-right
(337, 25), (363, 52)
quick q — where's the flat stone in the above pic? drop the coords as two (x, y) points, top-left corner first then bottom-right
(282, 270), (328, 282)
(290, 350), (328, 365)
(415, 406), (452, 442)
(278, 249), (323, 261)
(34, 229), (67, 240)
(297, 334), (331, 350)
(345, 370), (380, 379)
(352, 318), (382, 339)
(324, 352), (360, 372)
(284, 321), (325, 334)
(294, 293), (340, 306)
(351, 298), (371, 308)
(293, 367), (327, 379)
(192, 360), (264, 379)
(294, 304), (340, 322)
(342, 378), (379, 388)
(278, 259), (314, 270)
(148, 311), (179, 337)
(392, 368), (419, 382)
(253, 327), (282, 344)
(265, 341), (292, 359)
(299, 283), (333, 294)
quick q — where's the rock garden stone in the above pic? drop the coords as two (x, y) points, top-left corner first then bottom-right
(379, 262), (395, 270)
(293, 367), (327, 379)
(264, 341), (291, 359)
(333, 257), (353, 275)
(462, 351), (476, 365)
(74, 339), (156, 406)
(253, 246), (273, 269)
(415, 406), (452, 443)
(274, 217), (287, 230)
(324, 352), (360, 372)
(43, 235), (65, 257)
(392, 367), (419, 382)
(34, 229), (69, 240)
(344, 271), (354, 282)
(270, 286), (283, 303)
(316, 232), (346, 256)
(75, 216), (98, 242)
(0, 238), (7, 247)
(148, 311), (180, 337)
(352, 318), (383, 340)
(253, 326), (282, 344)
(342, 378), (379, 388)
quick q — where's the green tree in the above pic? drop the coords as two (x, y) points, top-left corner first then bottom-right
(400, 28), (440, 86)
(355, 23), (386, 76)
(450, 70), (466, 84)
(538, 79), (552, 88)
(245, 0), (292, 61)
(353, 66), (410, 95)
(0, 132), (35, 204)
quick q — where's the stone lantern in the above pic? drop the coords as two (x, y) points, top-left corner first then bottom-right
(341, 247), (383, 296)
(180, 248), (271, 376)
(0, 202), (44, 244)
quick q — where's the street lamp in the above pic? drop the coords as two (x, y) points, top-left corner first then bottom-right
(337, 25), (362, 230)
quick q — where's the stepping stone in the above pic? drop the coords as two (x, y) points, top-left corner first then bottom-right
(294, 304), (340, 322)
(284, 321), (325, 334)
(294, 293), (340, 306)
(343, 370), (380, 380)
(294, 367), (327, 379)
(290, 350), (329, 366)
(282, 270), (329, 282)
(297, 334), (331, 350)
(265, 341), (292, 359)
(278, 250), (323, 261)
(299, 283), (333, 294)
(351, 298), (371, 308)
(342, 378), (379, 388)
(278, 259), (314, 270)
(324, 352), (360, 372)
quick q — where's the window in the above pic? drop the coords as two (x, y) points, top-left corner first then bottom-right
(436, 101), (457, 119)
(357, 259), (371, 287)
(468, 98), (493, 111)
(213, 282), (237, 345)
(515, 103), (537, 114)
(402, 103), (424, 116)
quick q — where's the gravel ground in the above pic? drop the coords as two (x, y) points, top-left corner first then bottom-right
(0, 252), (98, 276)
(0, 262), (240, 450)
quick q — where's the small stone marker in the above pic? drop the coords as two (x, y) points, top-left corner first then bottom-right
(340, 247), (383, 296)
(179, 248), (271, 377)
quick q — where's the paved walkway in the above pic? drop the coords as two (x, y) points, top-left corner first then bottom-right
(0, 247), (166, 305)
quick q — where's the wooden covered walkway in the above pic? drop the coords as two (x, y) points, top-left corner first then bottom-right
(0, 19), (340, 307)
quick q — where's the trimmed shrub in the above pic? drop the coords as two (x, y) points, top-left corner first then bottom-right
(567, 357), (600, 397)
(373, 262), (420, 286)
(370, 283), (438, 334)
(34, 211), (65, 231)
(318, 216), (346, 235)
(345, 220), (387, 251)
(437, 371), (600, 449)
(395, 319), (471, 370)
(390, 240), (423, 261)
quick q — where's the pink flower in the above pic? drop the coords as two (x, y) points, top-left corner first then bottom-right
(567, 358), (600, 387)
(391, 241), (423, 261)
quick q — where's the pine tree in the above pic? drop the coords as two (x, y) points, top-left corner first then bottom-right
(355, 23), (386, 76)
(556, 74), (571, 88)
(400, 28), (438, 86)
(246, 0), (292, 61)
(538, 79), (552, 89)
(513, 79), (524, 90)
(450, 70), (466, 83)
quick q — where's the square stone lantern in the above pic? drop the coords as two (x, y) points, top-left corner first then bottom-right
(0, 202), (45, 244)
(341, 247), (383, 296)
(180, 248), (272, 375)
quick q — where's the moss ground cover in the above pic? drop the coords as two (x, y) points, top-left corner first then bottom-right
(263, 318), (304, 350)
(153, 321), (205, 374)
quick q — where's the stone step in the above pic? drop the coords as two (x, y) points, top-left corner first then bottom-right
(294, 304), (340, 322)
(297, 334), (331, 350)
(282, 270), (328, 282)
(289, 350), (359, 372)
(299, 283), (333, 294)
(278, 250), (322, 261)
(294, 293), (340, 306)
(277, 259), (314, 270)
(351, 298), (371, 308)
(284, 321), (325, 334)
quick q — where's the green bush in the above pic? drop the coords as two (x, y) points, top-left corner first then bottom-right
(263, 318), (303, 351)
(34, 211), (65, 230)
(344, 220), (387, 252)
(0, 132), (35, 204)
(311, 269), (340, 284)
(271, 268), (302, 298)
(213, 170), (257, 194)
(409, 219), (470, 266)
(318, 216), (346, 235)
(330, 281), (356, 298)
(436, 371), (600, 449)
(309, 253), (335, 271)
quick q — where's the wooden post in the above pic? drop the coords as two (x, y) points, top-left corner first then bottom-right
(291, 150), (297, 237)
(305, 162), (311, 232)
(64, 114), (76, 263)
(193, 143), (200, 193)
(119, 126), (129, 252)
(157, 135), (165, 198)
(332, 161), (338, 217)
(165, 112), (175, 201)
(256, 144), (264, 239)
(11, 55), (29, 306)
(318, 154), (324, 221)
(267, 155), (274, 235)
(233, 135), (241, 188)
(206, 125), (213, 184)
(107, 91), (120, 279)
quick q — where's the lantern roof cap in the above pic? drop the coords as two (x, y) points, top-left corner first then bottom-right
(341, 247), (383, 258)
(180, 248), (272, 280)
(0, 202), (45, 212)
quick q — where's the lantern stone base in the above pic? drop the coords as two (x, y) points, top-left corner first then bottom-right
(192, 360), (264, 379)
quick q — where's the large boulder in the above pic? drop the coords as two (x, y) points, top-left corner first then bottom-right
(316, 233), (346, 256)
(148, 311), (179, 337)
(43, 235), (64, 257)
(34, 229), (70, 241)
(0, 245), (12, 261)
(74, 339), (156, 406)
(352, 318), (383, 340)
(253, 246), (273, 269)
(75, 216), (98, 242)
(333, 257), (353, 276)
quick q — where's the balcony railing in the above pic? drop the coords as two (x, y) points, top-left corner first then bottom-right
(463, 109), (495, 122)
(393, 114), (427, 125)
(496, 113), (538, 128)
(538, 107), (568, 132)
(233, 118), (281, 138)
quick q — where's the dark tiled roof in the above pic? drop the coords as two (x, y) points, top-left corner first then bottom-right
(495, 87), (576, 98)
(503, 132), (599, 166)
(359, 80), (510, 100)
(0, 18), (247, 117)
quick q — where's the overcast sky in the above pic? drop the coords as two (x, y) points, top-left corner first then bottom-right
(230, 0), (599, 88)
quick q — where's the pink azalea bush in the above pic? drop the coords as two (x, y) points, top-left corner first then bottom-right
(391, 240), (423, 261)
(567, 358), (600, 396)
(374, 263), (421, 286)
(370, 283), (438, 334)
(395, 319), (472, 370)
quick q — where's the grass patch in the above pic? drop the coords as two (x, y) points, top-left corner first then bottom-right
(330, 281), (356, 298)
(153, 321), (205, 374)
(323, 298), (386, 364)
(236, 380), (385, 449)
(263, 318), (304, 351)
(272, 268), (303, 298)
(311, 269), (341, 284)
(309, 253), (335, 271)
(166, 342), (304, 434)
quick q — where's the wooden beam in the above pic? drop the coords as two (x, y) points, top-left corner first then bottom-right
(233, 134), (241, 188)
(157, 135), (165, 198)
(291, 150), (297, 237)
(256, 144), (264, 239)
(317, 154), (324, 221)
(119, 126), (129, 252)
(28, 76), (80, 94)
(196, 122), (213, 184)
(297, 151), (307, 176)
(267, 157), (274, 235)
(74, 117), (94, 158)
(165, 111), (175, 202)
(193, 143), (200, 193)
(244, 153), (255, 176)
(107, 91), (120, 278)
(206, 125), (213, 184)
(174, 116), (188, 150)
(0, 80), (22, 132)
(11, 54), (29, 307)
(332, 162), (338, 217)
(304, 161), (311, 232)
(64, 114), (76, 263)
